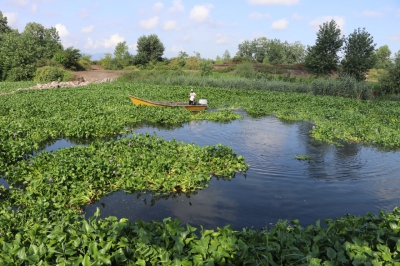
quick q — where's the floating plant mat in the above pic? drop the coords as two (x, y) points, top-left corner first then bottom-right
(5, 133), (248, 213)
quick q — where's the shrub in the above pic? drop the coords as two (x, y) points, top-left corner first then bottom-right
(185, 57), (200, 70)
(5, 65), (36, 81)
(77, 59), (92, 71)
(199, 60), (213, 76)
(36, 58), (63, 68)
(235, 61), (255, 78)
(33, 66), (71, 82)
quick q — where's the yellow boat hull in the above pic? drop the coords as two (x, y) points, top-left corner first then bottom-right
(128, 95), (207, 111)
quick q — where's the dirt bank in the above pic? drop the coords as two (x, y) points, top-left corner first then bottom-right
(72, 65), (129, 81)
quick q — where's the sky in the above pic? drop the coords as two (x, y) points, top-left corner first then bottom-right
(1, 0), (400, 60)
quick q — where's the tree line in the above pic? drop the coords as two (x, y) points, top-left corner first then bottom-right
(0, 10), (399, 93)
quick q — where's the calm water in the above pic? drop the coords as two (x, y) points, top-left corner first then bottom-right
(4, 112), (400, 230)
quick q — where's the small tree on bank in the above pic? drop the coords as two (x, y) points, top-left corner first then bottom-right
(136, 34), (165, 64)
(303, 20), (344, 77)
(341, 28), (376, 81)
(374, 45), (393, 69)
(379, 51), (400, 94)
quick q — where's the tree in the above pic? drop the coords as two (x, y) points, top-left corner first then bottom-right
(222, 50), (231, 62)
(52, 47), (82, 70)
(379, 50), (400, 94)
(374, 45), (392, 69)
(22, 22), (62, 60)
(284, 41), (307, 64)
(236, 40), (254, 59)
(136, 34), (165, 63)
(0, 11), (11, 34)
(341, 28), (376, 81)
(114, 41), (132, 67)
(303, 19), (344, 77)
(266, 39), (286, 65)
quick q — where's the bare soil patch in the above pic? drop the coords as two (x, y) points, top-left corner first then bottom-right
(71, 65), (129, 81)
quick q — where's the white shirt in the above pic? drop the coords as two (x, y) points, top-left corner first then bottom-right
(189, 92), (196, 101)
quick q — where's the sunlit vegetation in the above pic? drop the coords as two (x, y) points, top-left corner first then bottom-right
(2, 80), (400, 264)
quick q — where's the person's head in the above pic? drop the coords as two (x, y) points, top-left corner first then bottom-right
(190, 89), (194, 92)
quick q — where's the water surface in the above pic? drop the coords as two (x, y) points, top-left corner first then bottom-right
(43, 112), (400, 229)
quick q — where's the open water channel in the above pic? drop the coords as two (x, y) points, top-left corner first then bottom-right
(3, 111), (400, 230)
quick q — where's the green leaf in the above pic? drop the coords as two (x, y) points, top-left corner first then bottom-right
(326, 247), (336, 260)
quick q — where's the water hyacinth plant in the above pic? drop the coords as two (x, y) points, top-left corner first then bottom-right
(2, 80), (400, 264)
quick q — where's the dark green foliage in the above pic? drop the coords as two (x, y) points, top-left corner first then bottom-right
(379, 51), (400, 94)
(341, 28), (376, 81)
(33, 66), (70, 82)
(52, 47), (82, 70)
(303, 20), (344, 77)
(136, 34), (165, 63)
(21, 22), (62, 60)
(0, 22), (62, 81)
(0, 11), (11, 34)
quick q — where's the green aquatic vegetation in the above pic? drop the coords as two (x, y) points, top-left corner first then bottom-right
(295, 154), (312, 162)
(5, 134), (248, 212)
(192, 109), (242, 122)
(0, 81), (36, 94)
(2, 204), (400, 265)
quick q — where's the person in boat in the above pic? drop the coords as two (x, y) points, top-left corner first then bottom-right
(188, 89), (197, 105)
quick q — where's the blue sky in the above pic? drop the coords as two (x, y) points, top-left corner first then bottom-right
(1, 0), (400, 60)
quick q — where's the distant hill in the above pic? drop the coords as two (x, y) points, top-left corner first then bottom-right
(89, 53), (106, 61)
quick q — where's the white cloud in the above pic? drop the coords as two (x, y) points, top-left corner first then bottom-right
(361, 10), (383, 18)
(309, 16), (346, 32)
(78, 9), (90, 18)
(249, 12), (272, 19)
(81, 25), (94, 34)
(171, 45), (184, 53)
(55, 23), (69, 37)
(85, 34), (125, 49)
(271, 19), (289, 30)
(139, 16), (159, 30)
(103, 33), (124, 48)
(153, 2), (164, 14)
(190, 4), (213, 23)
(387, 33), (400, 42)
(4, 12), (18, 28)
(10, 0), (29, 7)
(216, 33), (228, 44)
(169, 0), (185, 13)
(182, 35), (191, 42)
(129, 43), (137, 52)
(248, 0), (299, 6)
(292, 12), (304, 20)
(163, 20), (179, 30)
(30, 4), (38, 13)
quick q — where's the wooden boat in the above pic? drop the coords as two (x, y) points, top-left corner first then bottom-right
(128, 95), (207, 111)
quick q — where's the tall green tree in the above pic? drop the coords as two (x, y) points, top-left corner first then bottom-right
(222, 50), (231, 62)
(22, 22), (62, 59)
(374, 45), (392, 69)
(0, 11), (11, 34)
(341, 28), (376, 81)
(303, 20), (344, 77)
(114, 41), (132, 67)
(236, 40), (255, 59)
(136, 34), (165, 63)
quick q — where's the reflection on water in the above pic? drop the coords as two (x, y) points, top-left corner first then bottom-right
(42, 112), (400, 229)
